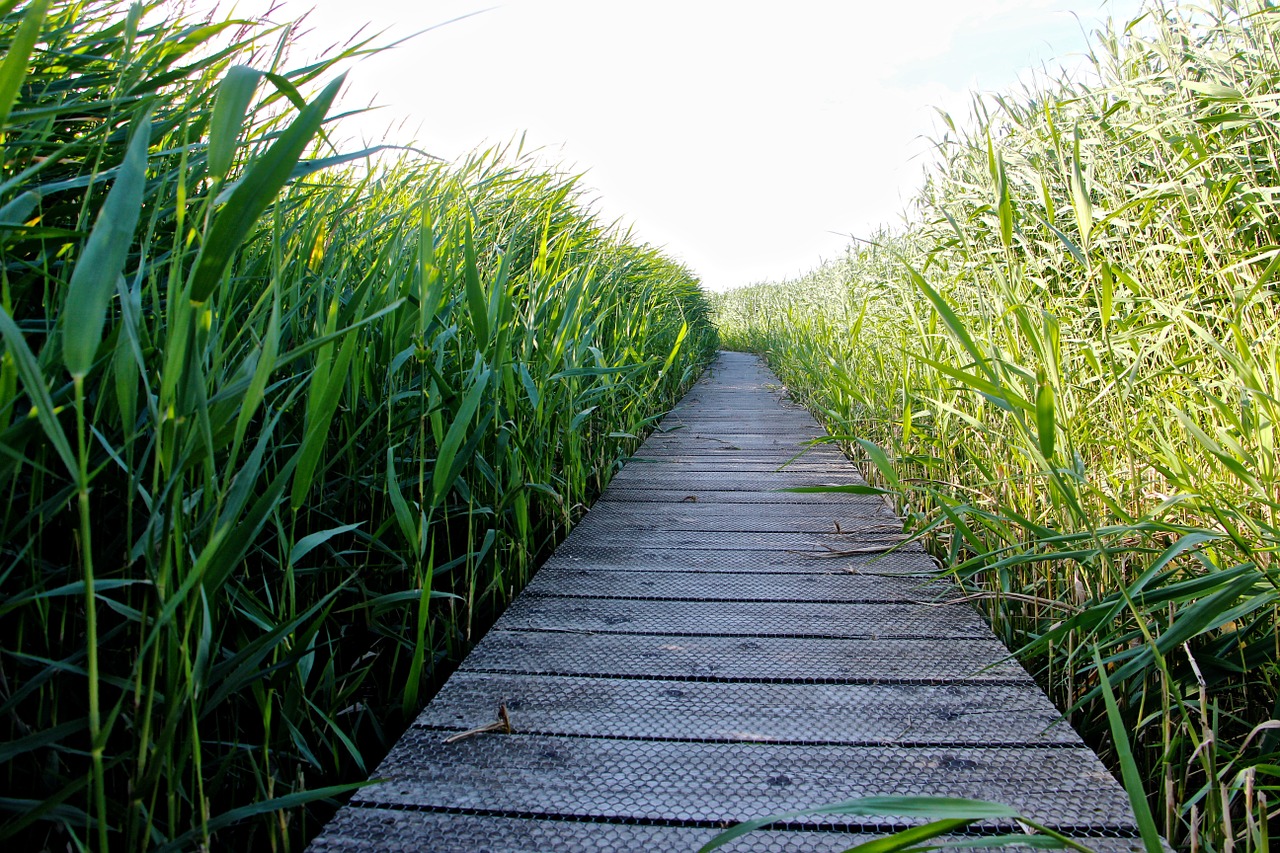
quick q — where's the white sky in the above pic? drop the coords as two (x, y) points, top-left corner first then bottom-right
(210, 0), (1145, 290)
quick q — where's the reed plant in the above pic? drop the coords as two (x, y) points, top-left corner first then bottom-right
(716, 1), (1280, 849)
(0, 1), (715, 849)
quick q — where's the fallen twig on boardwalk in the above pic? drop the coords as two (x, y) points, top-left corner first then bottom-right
(442, 705), (513, 744)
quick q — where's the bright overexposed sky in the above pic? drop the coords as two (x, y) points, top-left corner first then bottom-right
(206, 0), (1145, 290)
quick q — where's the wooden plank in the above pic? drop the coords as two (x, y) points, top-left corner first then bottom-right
(496, 596), (992, 638)
(352, 732), (1134, 830)
(543, 544), (937, 574)
(574, 502), (902, 534)
(416, 672), (1080, 744)
(606, 469), (869, 489)
(632, 438), (845, 452)
(309, 810), (1149, 853)
(597, 487), (891, 506)
(524, 566), (960, 602)
(621, 456), (853, 471)
(638, 427), (833, 438)
(461, 630), (1030, 682)
(551, 527), (909, 553)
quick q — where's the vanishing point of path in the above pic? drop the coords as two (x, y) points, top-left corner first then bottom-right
(310, 352), (1146, 852)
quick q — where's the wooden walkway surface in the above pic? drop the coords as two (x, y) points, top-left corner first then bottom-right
(311, 352), (1144, 852)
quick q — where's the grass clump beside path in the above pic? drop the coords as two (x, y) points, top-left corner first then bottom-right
(0, 1), (716, 849)
(716, 1), (1280, 849)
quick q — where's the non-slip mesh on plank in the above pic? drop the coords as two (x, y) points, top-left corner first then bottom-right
(637, 428), (840, 443)
(639, 431), (831, 446)
(309, 810), (1149, 853)
(352, 733), (1134, 831)
(524, 566), (958, 602)
(552, 527), (906, 553)
(598, 487), (893, 506)
(415, 673), (1080, 745)
(461, 630), (1030, 683)
(573, 503), (903, 535)
(640, 424), (836, 438)
(654, 424), (825, 437)
(621, 456), (854, 472)
(674, 389), (792, 403)
(544, 543), (938, 573)
(635, 443), (844, 459)
(627, 454), (854, 470)
(614, 455), (855, 473)
(660, 398), (811, 410)
(495, 596), (992, 638)
(606, 468), (869, 488)
(676, 389), (796, 402)
(603, 479), (878, 500)
(643, 436), (836, 449)
(637, 429), (840, 442)
(650, 440), (835, 452)
(655, 420), (823, 435)
(582, 502), (895, 524)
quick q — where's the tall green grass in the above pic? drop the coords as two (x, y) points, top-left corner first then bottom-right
(0, 1), (715, 849)
(716, 1), (1280, 849)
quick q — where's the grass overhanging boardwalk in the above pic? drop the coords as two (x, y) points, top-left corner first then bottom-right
(310, 352), (1145, 852)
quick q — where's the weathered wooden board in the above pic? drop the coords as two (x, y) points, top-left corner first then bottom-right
(523, 566), (960, 602)
(552, 527), (908, 553)
(309, 809), (1148, 853)
(352, 732), (1131, 830)
(598, 487), (891, 506)
(542, 543), (937, 574)
(620, 457), (855, 472)
(573, 502), (903, 534)
(415, 673), (1080, 744)
(604, 470), (874, 491)
(496, 596), (992, 638)
(461, 630), (1030, 682)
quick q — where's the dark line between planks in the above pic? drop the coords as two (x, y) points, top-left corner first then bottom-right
(341, 802), (1143, 839)
(458, 669), (1033, 686)
(493, 627), (990, 641)
(519, 593), (959, 605)
(409, 725), (1085, 750)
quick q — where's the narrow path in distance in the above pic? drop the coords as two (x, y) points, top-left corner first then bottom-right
(310, 351), (1144, 852)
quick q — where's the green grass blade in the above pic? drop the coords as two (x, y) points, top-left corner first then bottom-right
(0, 716), (86, 764)
(62, 111), (150, 379)
(842, 818), (978, 853)
(288, 521), (364, 566)
(1091, 647), (1164, 852)
(783, 484), (892, 495)
(290, 332), (356, 510)
(0, 305), (75, 476)
(207, 65), (260, 181)
(431, 364), (490, 507)
(1035, 372), (1055, 459)
(855, 438), (901, 490)
(1069, 126), (1092, 249)
(462, 218), (489, 343)
(232, 292), (279, 452)
(902, 263), (991, 381)
(0, 190), (39, 228)
(189, 74), (343, 303)
(699, 797), (1020, 852)
(386, 445), (421, 558)
(0, 0), (48, 131)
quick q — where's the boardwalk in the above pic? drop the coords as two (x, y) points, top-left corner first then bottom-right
(310, 352), (1144, 852)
